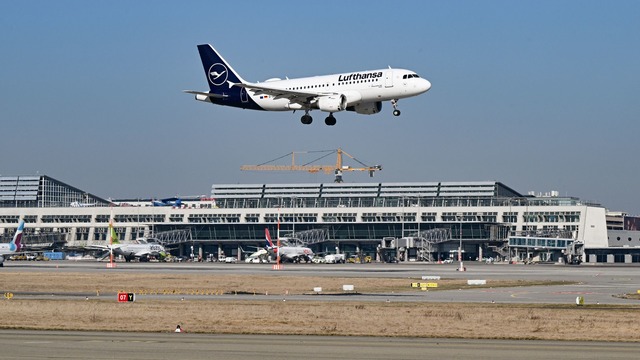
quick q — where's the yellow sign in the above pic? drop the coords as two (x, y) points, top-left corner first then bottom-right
(411, 282), (438, 288)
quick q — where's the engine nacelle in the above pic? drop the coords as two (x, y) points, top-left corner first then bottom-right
(346, 101), (382, 115)
(316, 95), (347, 112)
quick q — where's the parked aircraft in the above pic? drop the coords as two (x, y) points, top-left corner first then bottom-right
(264, 228), (314, 263)
(111, 238), (167, 262)
(185, 44), (431, 125)
(245, 248), (269, 263)
(0, 220), (24, 267)
(88, 222), (167, 262)
(152, 197), (183, 207)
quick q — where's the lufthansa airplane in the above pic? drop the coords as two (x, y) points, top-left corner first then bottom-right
(185, 44), (431, 125)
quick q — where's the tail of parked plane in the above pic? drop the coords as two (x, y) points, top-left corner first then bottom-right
(108, 219), (119, 245)
(265, 228), (275, 248)
(197, 44), (246, 93)
(10, 220), (24, 252)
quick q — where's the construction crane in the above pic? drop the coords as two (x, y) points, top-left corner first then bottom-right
(241, 148), (382, 183)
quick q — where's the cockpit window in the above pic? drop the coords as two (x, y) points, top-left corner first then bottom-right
(404, 74), (420, 79)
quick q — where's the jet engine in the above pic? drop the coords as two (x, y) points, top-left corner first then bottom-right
(346, 101), (382, 115)
(316, 95), (347, 112)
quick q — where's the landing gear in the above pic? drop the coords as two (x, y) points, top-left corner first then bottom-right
(300, 110), (313, 125)
(391, 99), (401, 116)
(325, 113), (336, 126)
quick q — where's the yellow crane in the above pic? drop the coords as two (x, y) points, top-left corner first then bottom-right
(241, 148), (382, 183)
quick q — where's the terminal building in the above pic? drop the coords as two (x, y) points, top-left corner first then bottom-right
(1, 174), (639, 263)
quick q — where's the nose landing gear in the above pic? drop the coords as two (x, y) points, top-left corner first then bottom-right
(391, 99), (401, 116)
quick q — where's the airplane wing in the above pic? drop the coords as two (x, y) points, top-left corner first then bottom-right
(183, 90), (228, 99)
(85, 244), (111, 251)
(232, 82), (335, 105)
(134, 250), (152, 257)
(134, 249), (166, 258)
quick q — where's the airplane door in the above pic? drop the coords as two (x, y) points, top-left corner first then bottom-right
(385, 70), (393, 88)
(240, 87), (249, 103)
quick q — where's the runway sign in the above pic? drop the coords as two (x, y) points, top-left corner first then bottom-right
(117, 292), (135, 302)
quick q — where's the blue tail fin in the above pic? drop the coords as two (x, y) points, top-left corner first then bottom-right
(197, 44), (246, 93)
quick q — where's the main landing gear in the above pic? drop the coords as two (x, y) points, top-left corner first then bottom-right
(300, 110), (337, 126)
(300, 110), (313, 125)
(325, 113), (336, 126)
(391, 99), (401, 116)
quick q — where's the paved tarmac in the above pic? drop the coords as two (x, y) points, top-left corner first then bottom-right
(3, 261), (640, 359)
(2, 330), (640, 360)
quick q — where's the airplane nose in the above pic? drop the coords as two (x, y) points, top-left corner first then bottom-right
(422, 79), (432, 93)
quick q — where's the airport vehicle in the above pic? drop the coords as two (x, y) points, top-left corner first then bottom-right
(265, 228), (314, 263)
(563, 241), (584, 265)
(324, 254), (346, 264)
(0, 220), (24, 267)
(185, 44), (431, 125)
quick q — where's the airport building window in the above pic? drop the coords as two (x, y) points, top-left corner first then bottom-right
(421, 212), (436, 222)
(0, 215), (20, 223)
(169, 214), (184, 223)
(95, 214), (110, 223)
(245, 213), (260, 223)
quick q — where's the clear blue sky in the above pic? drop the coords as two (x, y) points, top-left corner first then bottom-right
(2, 1), (639, 214)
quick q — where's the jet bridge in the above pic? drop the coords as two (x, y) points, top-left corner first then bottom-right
(150, 229), (192, 247)
(382, 228), (452, 262)
(281, 228), (330, 246)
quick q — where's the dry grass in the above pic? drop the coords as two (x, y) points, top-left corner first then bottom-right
(1, 272), (639, 341)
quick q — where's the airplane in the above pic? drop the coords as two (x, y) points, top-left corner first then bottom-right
(244, 248), (269, 263)
(264, 228), (314, 263)
(152, 197), (183, 207)
(70, 201), (96, 207)
(88, 236), (167, 262)
(185, 44), (431, 126)
(0, 220), (24, 267)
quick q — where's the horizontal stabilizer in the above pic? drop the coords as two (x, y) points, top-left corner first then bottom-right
(183, 90), (227, 99)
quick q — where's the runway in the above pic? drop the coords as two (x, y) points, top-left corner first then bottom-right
(2, 330), (639, 360)
(4, 261), (640, 305)
(3, 262), (640, 358)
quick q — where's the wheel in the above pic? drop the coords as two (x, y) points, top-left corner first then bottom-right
(301, 114), (312, 124)
(324, 115), (336, 126)
(393, 109), (401, 116)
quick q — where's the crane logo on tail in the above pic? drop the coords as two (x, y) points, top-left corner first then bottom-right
(208, 63), (228, 86)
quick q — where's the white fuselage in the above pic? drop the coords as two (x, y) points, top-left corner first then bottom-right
(252, 68), (430, 111)
(111, 243), (165, 259)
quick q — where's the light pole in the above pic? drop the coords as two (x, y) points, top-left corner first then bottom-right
(457, 212), (465, 271)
